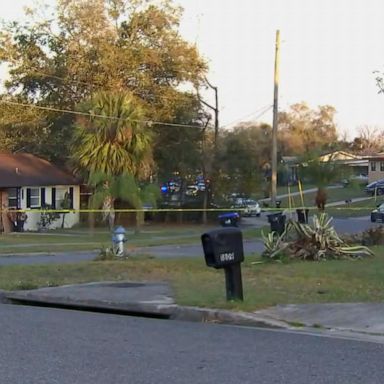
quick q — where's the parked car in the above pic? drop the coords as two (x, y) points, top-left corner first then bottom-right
(231, 198), (261, 217)
(371, 203), (384, 222)
(365, 179), (384, 195)
(243, 199), (261, 217)
(185, 185), (199, 196)
(341, 174), (368, 187)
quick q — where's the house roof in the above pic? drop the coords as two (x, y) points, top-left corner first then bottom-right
(318, 150), (362, 162)
(366, 153), (384, 161)
(0, 153), (78, 188)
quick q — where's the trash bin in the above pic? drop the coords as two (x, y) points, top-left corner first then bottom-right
(218, 212), (240, 227)
(267, 212), (286, 235)
(296, 208), (309, 224)
(15, 212), (27, 232)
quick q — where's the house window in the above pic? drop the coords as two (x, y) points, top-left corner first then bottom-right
(380, 162), (384, 172)
(8, 188), (18, 208)
(371, 161), (377, 172)
(29, 188), (40, 208)
(55, 187), (69, 209)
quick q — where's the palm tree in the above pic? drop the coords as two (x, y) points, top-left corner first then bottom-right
(72, 91), (153, 178)
(299, 153), (345, 211)
(71, 91), (154, 228)
(88, 172), (159, 232)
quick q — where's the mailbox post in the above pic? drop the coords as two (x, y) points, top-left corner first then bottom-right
(201, 227), (244, 301)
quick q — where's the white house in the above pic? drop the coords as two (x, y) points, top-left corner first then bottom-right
(0, 153), (81, 232)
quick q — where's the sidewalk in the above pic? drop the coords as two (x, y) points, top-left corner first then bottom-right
(3, 281), (384, 343)
(260, 185), (342, 202)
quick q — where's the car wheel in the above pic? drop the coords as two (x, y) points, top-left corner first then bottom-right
(377, 189), (384, 196)
(256, 213), (261, 217)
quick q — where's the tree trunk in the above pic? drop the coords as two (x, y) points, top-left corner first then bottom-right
(61, 213), (67, 229)
(102, 195), (115, 230)
(135, 210), (144, 234)
(88, 211), (95, 234)
(202, 188), (208, 224)
(315, 187), (327, 211)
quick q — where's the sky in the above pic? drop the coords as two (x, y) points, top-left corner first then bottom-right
(1, 0), (384, 139)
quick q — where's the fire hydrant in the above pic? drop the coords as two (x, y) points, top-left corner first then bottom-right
(112, 226), (126, 256)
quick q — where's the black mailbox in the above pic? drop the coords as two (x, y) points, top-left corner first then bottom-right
(201, 227), (244, 301)
(201, 227), (244, 269)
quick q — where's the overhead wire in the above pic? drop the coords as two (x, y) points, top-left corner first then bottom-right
(221, 104), (273, 129)
(2, 70), (272, 131)
(0, 99), (205, 129)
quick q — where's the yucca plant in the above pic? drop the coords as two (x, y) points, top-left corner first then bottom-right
(261, 213), (373, 261)
(261, 229), (289, 260)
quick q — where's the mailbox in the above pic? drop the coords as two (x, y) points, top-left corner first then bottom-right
(201, 227), (244, 269)
(201, 227), (244, 301)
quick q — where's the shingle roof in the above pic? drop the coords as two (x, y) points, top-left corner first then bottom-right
(0, 153), (78, 188)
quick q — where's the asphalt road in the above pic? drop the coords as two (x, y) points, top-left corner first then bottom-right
(0, 303), (383, 384)
(243, 213), (376, 234)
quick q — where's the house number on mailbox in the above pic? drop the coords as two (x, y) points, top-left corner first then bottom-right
(219, 252), (235, 262)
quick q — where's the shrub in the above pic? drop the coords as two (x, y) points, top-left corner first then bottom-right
(362, 225), (384, 246)
(94, 245), (130, 261)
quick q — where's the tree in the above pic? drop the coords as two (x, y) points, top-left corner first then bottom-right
(278, 103), (338, 155)
(72, 91), (154, 228)
(88, 171), (159, 232)
(153, 94), (207, 181)
(0, 95), (49, 155)
(299, 153), (345, 212)
(0, 0), (208, 163)
(72, 91), (153, 178)
(375, 70), (384, 94)
(216, 122), (272, 198)
(350, 125), (384, 155)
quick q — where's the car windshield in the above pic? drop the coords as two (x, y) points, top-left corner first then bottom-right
(368, 180), (384, 188)
(378, 203), (384, 211)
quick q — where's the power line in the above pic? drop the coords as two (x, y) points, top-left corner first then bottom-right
(221, 104), (273, 129)
(0, 99), (205, 130)
(1, 98), (274, 134)
(2, 70), (273, 132)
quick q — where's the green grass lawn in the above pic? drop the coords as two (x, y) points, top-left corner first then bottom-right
(275, 183), (317, 197)
(327, 198), (381, 218)
(274, 185), (368, 209)
(1, 247), (384, 311)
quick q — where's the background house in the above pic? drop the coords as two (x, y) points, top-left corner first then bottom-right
(367, 154), (384, 183)
(0, 153), (80, 232)
(281, 151), (368, 185)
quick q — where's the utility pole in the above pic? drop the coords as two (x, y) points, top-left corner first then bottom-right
(197, 79), (219, 223)
(271, 30), (280, 206)
(199, 78), (219, 147)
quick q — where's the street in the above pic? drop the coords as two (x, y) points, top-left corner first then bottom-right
(0, 303), (383, 384)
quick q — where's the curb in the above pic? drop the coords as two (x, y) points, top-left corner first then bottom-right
(172, 306), (289, 329)
(0, 287), (288, 329)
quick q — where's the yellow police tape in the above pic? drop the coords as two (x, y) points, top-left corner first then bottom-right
(0, 206), (378, 213)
